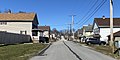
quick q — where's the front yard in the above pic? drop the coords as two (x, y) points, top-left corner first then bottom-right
(0, 43), (47, 60)
(89, 45), (120, 59)
(80, 42), (120, 60)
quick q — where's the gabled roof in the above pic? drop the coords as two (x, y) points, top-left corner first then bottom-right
(94, 18), (120, 28)
(83, 25), (93, 32)
(38, 26), (50, 31)
(0, 13), (36, 21)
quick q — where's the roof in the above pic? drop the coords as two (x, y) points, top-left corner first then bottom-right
(0, 13), (36, 21)
(77, 29), (83, 34)
(83, 25), (93, 32)
(94, 18), (120, 28)
(108, 31), (120, 37)
(38, 26), (50, 31)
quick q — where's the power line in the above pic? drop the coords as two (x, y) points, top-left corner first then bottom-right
(73, 0), (94, 16)
(76, 0), (107, 29)
(75, 0), (99, 24)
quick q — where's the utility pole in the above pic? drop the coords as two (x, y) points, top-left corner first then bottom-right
(110, 0), (114, 53)
(67, 26), (69, 40)
(66, 23), (72, 40)
(67, 23), (72, 35)
(70, 15), (76, 40)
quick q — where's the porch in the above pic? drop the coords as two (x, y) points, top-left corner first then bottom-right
(32, 29), (43, 43)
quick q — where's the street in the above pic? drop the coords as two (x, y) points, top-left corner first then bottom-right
(64, 41), (116, 60)
(30, 40), (116, 60)
(30, 40), (78, 60)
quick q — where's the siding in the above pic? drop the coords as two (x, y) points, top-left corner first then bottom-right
(0, 22), (32, 36)
(43, 31), (49, 37)
(100, 28), (120, 41)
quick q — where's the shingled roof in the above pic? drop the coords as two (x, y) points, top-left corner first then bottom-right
(83, 25), (93, 32)
(108, 31), (120, 37)
(94, 18), (120, 27)
(38, 26), (50, 31)
(0, 13), (36, 21)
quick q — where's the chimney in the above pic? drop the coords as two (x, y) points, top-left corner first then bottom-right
(102, 15), (105, 19)
(6, 9), (11, 14)
(88, 24), (91, 26)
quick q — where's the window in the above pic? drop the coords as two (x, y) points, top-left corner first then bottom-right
(32, 31), (38, 36)
(94, 28), (100, 34)
(0, 22), (7, 25)
(20, 31), (27, 35)
(25, 31), (27, 35)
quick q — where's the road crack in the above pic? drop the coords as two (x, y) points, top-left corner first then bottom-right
(63, 41), (82, 60)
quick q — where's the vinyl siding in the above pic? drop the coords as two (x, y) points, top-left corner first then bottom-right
(0, 22), (32, 37)
(100, 28), (120, 42)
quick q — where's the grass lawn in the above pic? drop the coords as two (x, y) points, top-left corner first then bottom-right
(0, 43), (47, 60)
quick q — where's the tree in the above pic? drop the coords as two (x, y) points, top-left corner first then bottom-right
(51, 28), (59, 37)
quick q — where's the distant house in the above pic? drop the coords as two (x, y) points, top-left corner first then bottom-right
(93, 16), (120, 42)
(82, 24), (93, 38)
(0, 12), (39, 42)
(38, 26), (51, 38)
(50, 32), (57, 40)
(76, 28), (83, 38)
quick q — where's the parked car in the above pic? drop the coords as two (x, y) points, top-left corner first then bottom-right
(85, 38), (106, 45)
(39, 36), (49, 43)
(39, 36), (45, 43)
(44, 37), (49, 43)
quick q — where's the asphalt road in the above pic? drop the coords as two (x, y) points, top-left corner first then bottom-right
(30, 40), (78, 60)
(64, 41), (116, 60)
(30, 40), (116, 60)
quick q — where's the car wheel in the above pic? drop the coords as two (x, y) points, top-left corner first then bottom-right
(87, 42), (91, 45)
(100, 43), (105, 45)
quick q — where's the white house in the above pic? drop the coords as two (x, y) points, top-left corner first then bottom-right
(93, 17), (120, 43)
(0, 12), (39, 42)
(38, 26), (50, 38)
(82, 25), (93, 38)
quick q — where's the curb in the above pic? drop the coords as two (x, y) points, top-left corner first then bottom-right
(37, 43), (52, 56)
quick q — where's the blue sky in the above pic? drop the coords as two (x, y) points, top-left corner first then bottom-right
(0, 0), (120, 30)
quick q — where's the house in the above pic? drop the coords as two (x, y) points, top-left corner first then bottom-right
(76, 28), (83, 37)
(50, 32), (57, 41)
(0, 12), (39, 42)
(82, 24), (93, 38)
(75, 28), (83, 42)
(108, 31), (120, 41)
(38, 26), (50, 38)
(93, 16), (120, 43)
